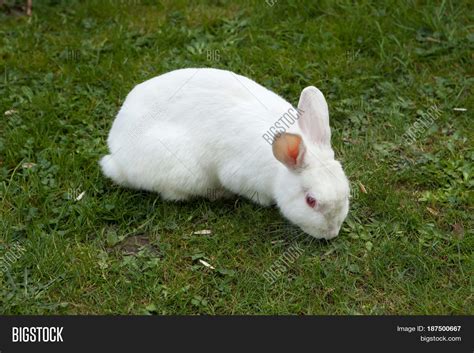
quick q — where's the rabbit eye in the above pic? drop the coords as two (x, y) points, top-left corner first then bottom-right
(305, 194), (317, 208)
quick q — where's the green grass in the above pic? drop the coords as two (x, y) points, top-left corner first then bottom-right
(0, 0), (473, 314)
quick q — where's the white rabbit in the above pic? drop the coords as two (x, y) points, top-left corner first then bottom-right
(100, 68), (350, 239)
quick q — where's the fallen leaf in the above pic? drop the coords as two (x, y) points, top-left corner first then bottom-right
(198, 259), (215, 270)
(452, 223), (464, 239)
(22, 162), (36, 169)
(426, 207), (439, 216)
(193, 229), (212, 235)
(425, 36), (442, 43)
(4, 109), (18, 116)
(112, 234), (159, 255)
(358, 181), (367, 194)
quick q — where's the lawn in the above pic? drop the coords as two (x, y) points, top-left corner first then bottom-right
(0, 0), (472, 314)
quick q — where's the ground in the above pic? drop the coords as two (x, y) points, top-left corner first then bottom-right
(0, 0), (472, 314)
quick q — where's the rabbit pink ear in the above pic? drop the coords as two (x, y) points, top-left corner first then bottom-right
(297, 86), (331, 146)
(272, 133), (305, 169)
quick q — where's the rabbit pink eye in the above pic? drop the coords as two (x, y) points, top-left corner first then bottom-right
(305, 195), (317, 208)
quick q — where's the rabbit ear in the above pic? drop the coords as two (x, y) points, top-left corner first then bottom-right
(272, 133), (305, 170)
(297, 86), (331, 146)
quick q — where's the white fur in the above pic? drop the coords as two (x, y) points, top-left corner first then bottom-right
(100, 68), (350, 239)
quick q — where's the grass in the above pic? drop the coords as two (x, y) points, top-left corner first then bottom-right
(0, 0), (472, 314)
